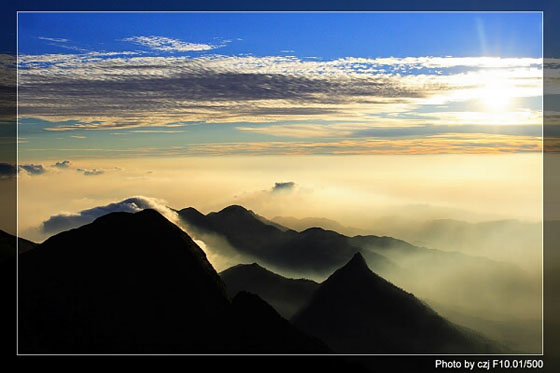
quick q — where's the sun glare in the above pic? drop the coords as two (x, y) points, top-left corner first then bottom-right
(479, 80), (513, 112)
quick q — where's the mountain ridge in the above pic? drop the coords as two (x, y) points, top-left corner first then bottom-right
(291, 252), (502, 354)
(221, 262), (319, 319)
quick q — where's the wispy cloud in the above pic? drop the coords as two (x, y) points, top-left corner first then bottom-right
(122, 35), (220, 52)
(38, 36), (69, 43)
(167, 134), (541, 156)
(237, 123), (543, 139)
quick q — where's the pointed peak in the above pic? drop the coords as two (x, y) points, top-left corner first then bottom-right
(344, 252), (369, 270)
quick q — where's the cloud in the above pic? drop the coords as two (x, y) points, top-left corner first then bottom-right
(237, 123), (353, 138)
(41, 196), (177, 235)
(272, 181), (296, 192)
(15, 53), (542, 131)
(171, 134), (541, 156)
(122, 36), (219, 52)
(19, 164), (45, 175)
(53, 160), (70, 168)
(77, 168), (104, 176)
(38, 37), (69, 43)
(236, 122), (544, 139)
(0, 163), (17, 178)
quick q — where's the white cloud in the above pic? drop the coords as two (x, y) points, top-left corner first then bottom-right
(38, 37), (69, 43)
(122, 35), (219, 52)
(40, 196), (178, 235)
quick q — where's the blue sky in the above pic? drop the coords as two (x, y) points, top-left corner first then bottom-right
(19, 12), (542, 58)
(16, 12), (544, 160)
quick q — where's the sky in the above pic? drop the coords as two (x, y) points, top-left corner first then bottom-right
(14, 12), (543, 159)
(8, 12), (544, 245)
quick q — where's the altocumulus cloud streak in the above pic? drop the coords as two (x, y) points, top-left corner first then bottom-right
(15, 53), (542, 130)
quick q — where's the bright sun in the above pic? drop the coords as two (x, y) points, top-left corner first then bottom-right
(479, 80), (513, 112)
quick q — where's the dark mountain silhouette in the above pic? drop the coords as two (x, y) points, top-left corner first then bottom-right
(18, 209), (328, 354)
(0, 230), (34, 354)
(178, 205), (395, 276)
(0, 229), (36, 263)
(230, 291), (329, 353)
(291, 253), (501, 353)
(221, 263), (319, 319)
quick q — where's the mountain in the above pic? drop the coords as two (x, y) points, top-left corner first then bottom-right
(0, 229), (36, 263)
(349, 233), (542, 323)
(178, 205), (395, 276)
(0, 230), (34, 354)
(347, 216), (542, 270)
(221, 263), (319, 319)
(181, 204), (296, 256)
(230, 291), (329, 353)
(291, 253), (501, 353)
(181, 204), (541, 333)
(18, 209), (328, 354)
(272, 215), (369, 236)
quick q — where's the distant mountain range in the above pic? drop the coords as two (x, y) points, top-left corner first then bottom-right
(178, 204), (541, 325)
(272, 215), (370, 237)
(272, 215), (541, 268)
(178, 205), (396, 276)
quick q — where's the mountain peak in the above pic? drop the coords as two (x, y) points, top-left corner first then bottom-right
(218, 205), (252, 216)
(220, 205), (249, 212)
(344, 251), (368, 271)
(292, 249), (496, 353)
(178, 206), (204, 215)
